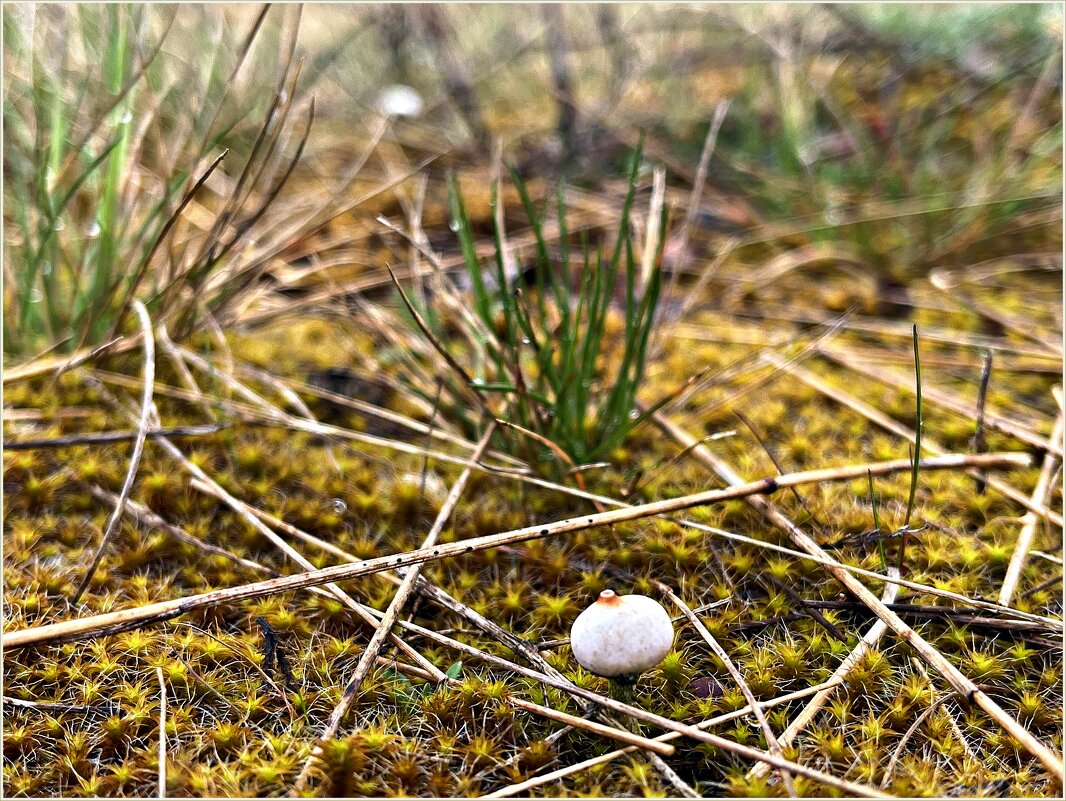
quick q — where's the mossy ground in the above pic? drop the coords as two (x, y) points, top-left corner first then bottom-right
(4, 274), (1062, 796)
(3, 5), (1063, 799)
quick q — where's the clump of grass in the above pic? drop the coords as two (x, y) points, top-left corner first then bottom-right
(391, 141), (670, 473)
(2, 5), (311, 359)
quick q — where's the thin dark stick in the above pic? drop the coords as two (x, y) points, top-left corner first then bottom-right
(1021, 573), (1064, 599)
(972, 350), (994, 494)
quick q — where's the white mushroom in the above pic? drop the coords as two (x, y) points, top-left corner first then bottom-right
(375, 84), (424, 118)
(569, 590), (674, 678)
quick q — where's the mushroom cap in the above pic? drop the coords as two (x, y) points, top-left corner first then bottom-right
(570, 591), (674, 677)
(376, 84), (425, 118)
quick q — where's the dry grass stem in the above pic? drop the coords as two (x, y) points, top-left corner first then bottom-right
(764, 352), (1064, 527)
(155, 666), (167, 799)
(291, 424), (496, 794)
(657, 582), (797, 796)
(370, 616), (891, 798)
(483, 679), (845, 798)
(648, 407), (1065, 784)
(72, 301), (157, 604)
(823, 346), (1062, 457)
(3, 450), (1039, 652)
(999, 407), (1065, 604)
(748, 567), (902, 781)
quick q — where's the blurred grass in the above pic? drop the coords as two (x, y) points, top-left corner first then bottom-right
(2, 4), (311, 358)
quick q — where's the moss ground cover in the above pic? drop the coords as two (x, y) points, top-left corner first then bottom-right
(3, 5), (1062, 798)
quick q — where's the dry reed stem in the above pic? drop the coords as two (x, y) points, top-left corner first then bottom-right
(2, 335), (134, 384)
(94, 481), (671, 757)
(648, 407), (1065, 784)
(999, 407), (1064, 605)
(92, 362), (447, 682)
(186, 476), (596, 711)
(291, 424), (495, 794)
(702, 306), (1061, 362)
(483, 678), (845, 798)
(657, 582), (797, 796)
(378, 614), (889, 798)
(639, 166), (666, 290)
(764, 353), (1064, 527)
(747, 567), (902, 781)
(3, 451), (1037, 651)
(72, 302), (156, 604)
(823, 346), (1062, 457)
(4, 424), (226, 451)
(87, 484), (276, 578)
(155, 665), (167, 799)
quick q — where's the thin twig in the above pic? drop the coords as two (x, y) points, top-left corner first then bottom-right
(4, 451), (1044, 652)
(763, 352), (1063, 527)
(5, 424), (225, 451)
(647, 405), (1065, 783)
(657, 582), (797, 797)
(72, 301), (156, 604)
(291, 423), (496, 794)
(822, 345), (1062, 457)
(369, 613), (890, 798)
(748, 567), (901, 781)
(483, 679), (844, 798)
(971, 350), (993, 494)
(155, 666), (167, 799)
(1000, 408), (1064, 606)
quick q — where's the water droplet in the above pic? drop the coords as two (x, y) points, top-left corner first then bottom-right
(331, 498), (347, 514)
(30, 287), (42, 303)
(521, 337), (531, 345)
(629, 409), (640, 420)
(119, 109), (133, 125)
(87, 221), (101, 237)
(52, 219), (65, 231)
(449, 221), (460, 232)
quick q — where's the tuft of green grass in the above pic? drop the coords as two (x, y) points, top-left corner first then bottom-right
(392, 140), (670, 473)
(2, 5), (311, 359)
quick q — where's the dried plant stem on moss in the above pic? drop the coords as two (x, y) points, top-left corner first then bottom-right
(292, 423), (494, 794)
(68, 363), (1059, 624)
(484, 678), (847, 798)
(748, 566), (902, 782)
(207, 483), (604, 723)
(5, 424), (227, 451)
(763, 353), (1064, 527)
(999, 408), (1064, 605)
(3, 450), (1038, 652)
(647, 407), (1065, 784)
(72, 301), (156, 603)
(95, 479), (672, 758)
(155, 666), (167, 798)
(657, 582), (796, 797)
(822, 346), (1062, 458)
(83, 367), (447, 681)
(370, 614), (890, 799)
